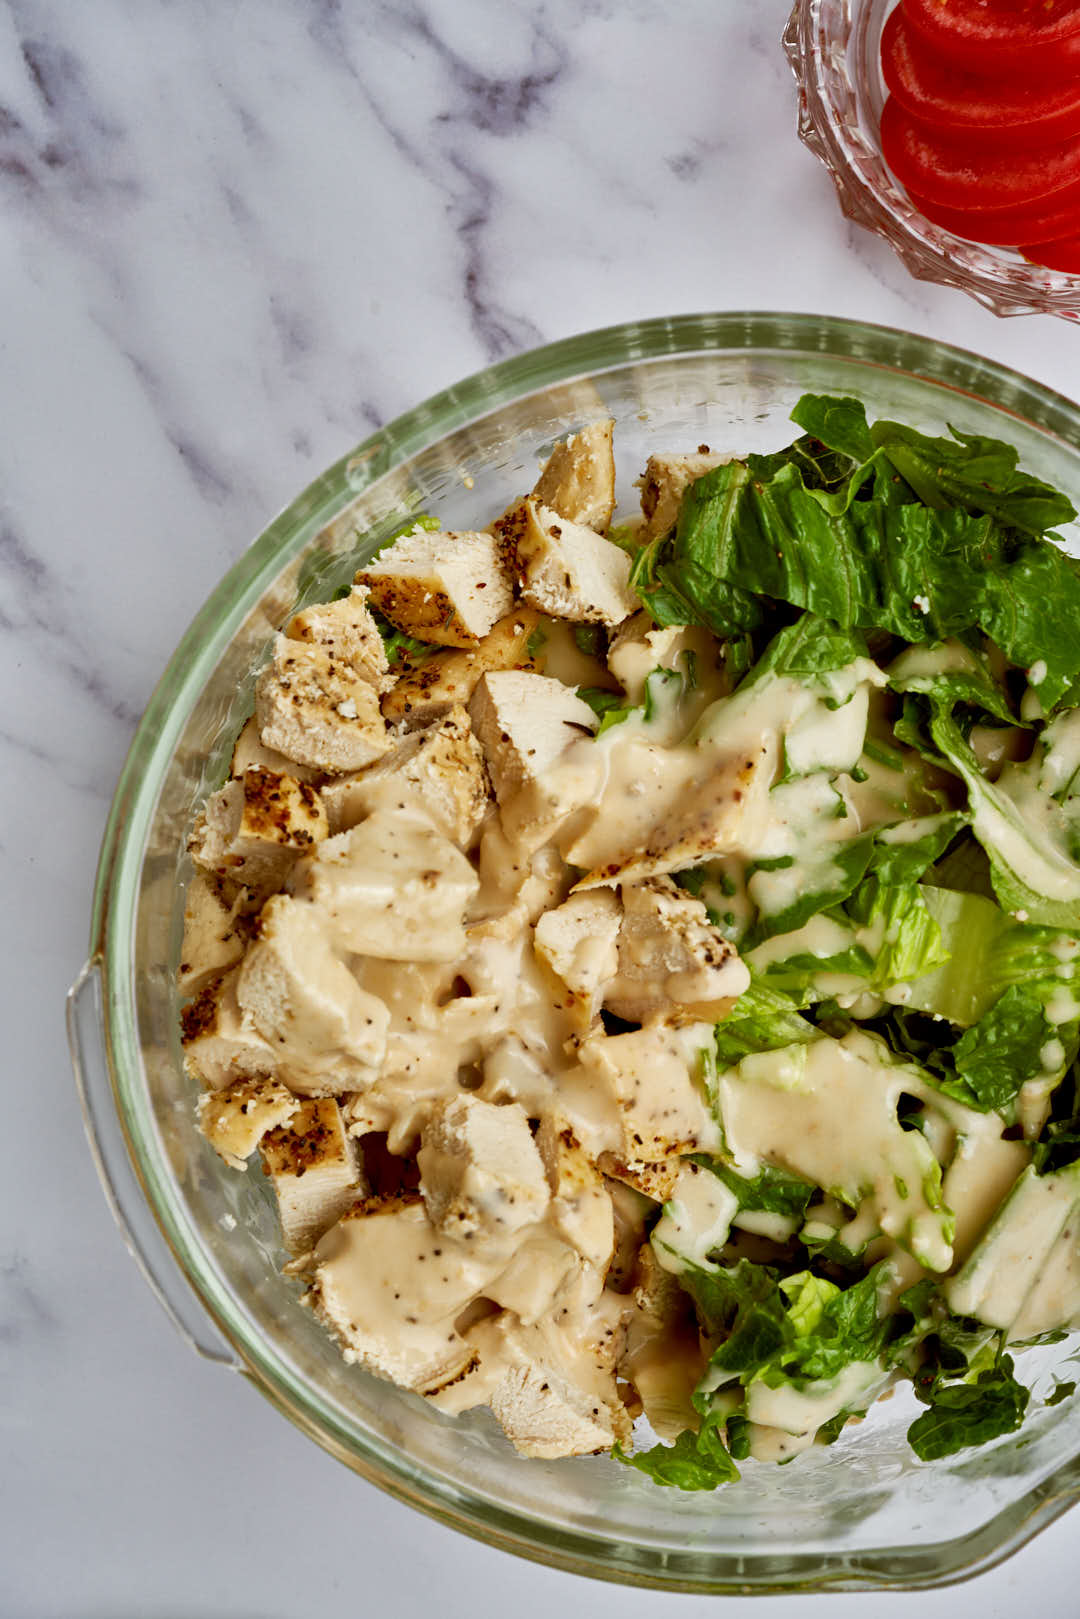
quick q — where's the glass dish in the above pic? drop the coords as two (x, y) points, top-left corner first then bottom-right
(69, 312), (1080, 1592)
(784, 0), (1080, 321)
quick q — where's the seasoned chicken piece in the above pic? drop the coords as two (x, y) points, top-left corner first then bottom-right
(290, 808), (479, 962)
(417, 1095), (550, 1241)
(380, 607), (540, 726)
(188, 767), (328, 898)
(320, 705), (489, 847)
(260, 1098), (364, 1254)
(533, 889), (620, 1026)
(606, 877), (749, 1024)
(285, 585), (390, 691)
(311, 1193), (504, 1392)
(577, 1023), (717, 1189)
(620, 1242), (703, 1440)
(229, 715), (323, 783)
(486, 1232), (581, 1324)
(355, 530), (514, 648)
(236, 895), (390, 1093)
(468, 671), (597, 805)
(197, 1076), (300, 1171)
(178, 872), (252, 994)
(180, 968), (278, 1090)
(531, 419), (616, 533)
(255, 636), (389, 774)
(494, 499), (636, 627)
(637, 450), (729, 541)
(536, 1114), (614, 1272)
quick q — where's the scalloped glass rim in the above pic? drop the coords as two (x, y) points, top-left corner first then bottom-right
(88, 312), (1080, 1593)
(784, 0), (1080, 320)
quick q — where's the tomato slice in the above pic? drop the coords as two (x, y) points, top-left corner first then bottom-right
(903, 0), (1080, 79)
(1023, 234), (1080, 271)
(881, 97), (1080, 209)
(904, 180), (1080, 245)
(882, 10), (1080, 144)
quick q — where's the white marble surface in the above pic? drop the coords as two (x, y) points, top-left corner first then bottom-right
(4, 1), (1080, 1614)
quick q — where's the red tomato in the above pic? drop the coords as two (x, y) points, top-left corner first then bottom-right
(882, 10), (1080, 144)
(903, 0), (1080, 79)
(881, 97), (1080, 209)
(904, 180), (1080, 245)
(1023, 234), (1080, 270)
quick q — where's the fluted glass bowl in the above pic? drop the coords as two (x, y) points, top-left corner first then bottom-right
(784, 0), (1080, 321)
(78, 313), (1080, 1592)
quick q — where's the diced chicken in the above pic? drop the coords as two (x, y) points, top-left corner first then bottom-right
(619, 1242), (703, 1440)
(577, 1023), (716, 1193)
(599, 1157), (685, 1203)
(605, 1178), (655, 1291)
(533, 889), (620, 1026)
(290, 808), (479, 961)
(606, 877), (750, 1024)
(417, 1095), (550, 1241)
(637, 450), (729, 541)
(355, 530), (513, 648)
(380, 608), (540, 726)
(536, 1114), (614, 1272)
(285, 585), (391, 691)
(311, 1193), (504, 1392)
(260, 1098), (364, 1254)
(570, 738), (778, 889)
(188, 767), (329, 898)
(178, 872), (252, 994)
(229, 715), (323, 783)
(320, 705), (489, 847)
(255, 636), (390, 774)
(486, 1232), (581, 1324)
(531, 419), (616, 533)
(468, 671), (597, 805)
(197, 1076), (301, 1171)
(494, 499), (636, 627)
(236, 895), (390, 1093)
(180, 968), (279, 1090)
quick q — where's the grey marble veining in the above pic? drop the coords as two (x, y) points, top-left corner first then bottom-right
(3, 2), (1080, 1615)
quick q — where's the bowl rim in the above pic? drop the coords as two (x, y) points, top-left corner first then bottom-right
(85, 310), (1080, 1592)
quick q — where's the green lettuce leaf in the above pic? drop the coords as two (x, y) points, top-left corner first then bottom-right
(614, 1411), (740, 1490)
(907, 1356), (1029, 1461)
(692, 1158), (815, 1219)
(712, 982), (818, 1066)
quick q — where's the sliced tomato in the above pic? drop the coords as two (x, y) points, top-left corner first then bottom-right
(882, 10), (1080, 144)
(903, 0), (1080, 79)
(1023, 234), (1080, 270)
(904, 180), (1080, 245)
(881, 97), (1080, 210)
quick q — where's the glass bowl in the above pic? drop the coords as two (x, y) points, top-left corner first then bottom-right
(69, 312), (1080, 1593)
(784, 0), (1080, 321)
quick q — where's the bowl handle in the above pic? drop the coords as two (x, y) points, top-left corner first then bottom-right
(67, 958), (242, 1371)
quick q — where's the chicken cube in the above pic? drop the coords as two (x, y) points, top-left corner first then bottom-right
(536, 1114), (615, 1272)
(291, 808), (478, 962)
(417, 1095), (550, 1241)
(577, 1023), (717, 1184)
(188, 767), (329, 897)
(533, 889), (620, 1026)
(606, 876), (750, 1024)
(180, 968), (279, 1090)
(285, 585), (390, 691)
(236, 895), (390, 1093)
(380, 608), (540, 726)
(468, 671), (597, 805)
(320, 705), (489, 847)
(486, 1232), (580, 1324)
(196, 1076), (301, 1171)
(255, 636), (390, 774)
(229, 715), (323, 783)
(260, 1098), (364, 1254)
(531, 419), (616, 533)
(638, 450), (729, 541)
(178, 872), (252, 994)
(355, 530), (513, 648)
(311, 1193), (504, 1392)
(495, 498), (636, 627)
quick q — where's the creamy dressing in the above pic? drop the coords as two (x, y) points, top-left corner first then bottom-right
(651, 1163), (738, 1274)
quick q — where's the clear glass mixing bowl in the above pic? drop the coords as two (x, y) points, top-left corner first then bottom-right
(70, 312), (1080, 1592)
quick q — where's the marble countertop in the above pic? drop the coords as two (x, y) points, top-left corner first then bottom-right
(4, 2), (1080, 1614)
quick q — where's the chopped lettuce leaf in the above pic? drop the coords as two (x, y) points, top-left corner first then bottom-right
(614, 1410), (739, 1490)
(907, 1356), (1029, 1461)
(692, 1157), (815, 1219)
